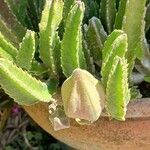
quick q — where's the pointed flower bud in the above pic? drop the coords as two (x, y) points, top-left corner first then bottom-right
(61, 68), (105, 124)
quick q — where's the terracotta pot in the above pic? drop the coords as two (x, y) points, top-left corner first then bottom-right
(23, 97), (150, 150)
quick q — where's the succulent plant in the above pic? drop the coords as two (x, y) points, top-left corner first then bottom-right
(0, 0), (149, 130)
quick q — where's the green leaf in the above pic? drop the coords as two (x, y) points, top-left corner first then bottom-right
(101, 30), (127, 88)
(32, 0), (45, 19)
(26, 0), (41, 31)
(100, 0), (116, 33)
(82, 0), (99, 22)
(0, 0), (26, 41)
(0, 32), (18, 60)
(116, 0), (121, 9)
(82, 38), (95, 74)
(4, 0), (18, 16)
(145, 2), (150, 32)
(5, 0), (29, 28)
(63, 0), (75, 24)
(30, 61), (48, 76)
(0, 18), (19, 47)
(0, 58), (51, 105)
(0, 47), (14, 61)
(39, 0), (63, 77)
(78, 30), (87, 70)
(135, 43), (150, 75)
(130, 86), (142, 100)
(16, 30), (35, 70)
(122, 0), (147, 73)
(114, 0), (127, 29)
(106, 57), (130, 121)
(52, 33), (62, 77)
(46, 78), (59, 95)
(84, 17), (107, 62)
(61, 1), (86, 77)
(144, 76), (150, 83)
(36, 0), (46, 20)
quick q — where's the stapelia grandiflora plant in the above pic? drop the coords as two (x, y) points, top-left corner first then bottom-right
(0, 0), (150, 130)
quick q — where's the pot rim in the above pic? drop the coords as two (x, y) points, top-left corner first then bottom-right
(53, 94), (150, 120)
(23, 97), (150, 121)
(101, 98), (150, 120)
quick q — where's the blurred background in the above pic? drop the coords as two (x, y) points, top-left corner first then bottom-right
(0, 99), (72, 150)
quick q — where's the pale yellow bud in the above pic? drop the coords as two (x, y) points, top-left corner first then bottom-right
(61, 68), (105, 124)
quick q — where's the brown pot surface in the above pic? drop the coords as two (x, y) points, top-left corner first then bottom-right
(23, 98), (150, 150)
